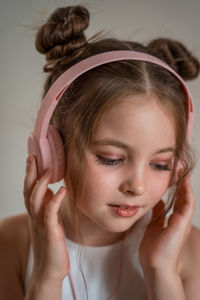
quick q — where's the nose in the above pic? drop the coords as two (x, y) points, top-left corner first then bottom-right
(119, 166), (147, 196)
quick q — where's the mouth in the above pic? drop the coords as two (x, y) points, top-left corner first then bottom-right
(108, 204), (140, 209)
(108, 204), (141, 217)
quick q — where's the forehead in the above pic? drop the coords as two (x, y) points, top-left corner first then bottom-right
(92, 94), (176, 151)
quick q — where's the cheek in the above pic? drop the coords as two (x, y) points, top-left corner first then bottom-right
(77, 166), (122, 215)
(84, 165), (118, 197)
(148, 178), (169, 207)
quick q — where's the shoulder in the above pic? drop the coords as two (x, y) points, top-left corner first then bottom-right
(180, 224), (200, 299)
(0, 213), (30, 284)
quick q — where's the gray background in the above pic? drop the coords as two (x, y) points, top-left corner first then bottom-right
(1, 0), (200, 228)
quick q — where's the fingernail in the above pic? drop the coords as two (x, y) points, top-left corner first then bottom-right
(27, 155), (33, 164)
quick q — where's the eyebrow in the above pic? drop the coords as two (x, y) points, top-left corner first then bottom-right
(91, 139), (176, 154)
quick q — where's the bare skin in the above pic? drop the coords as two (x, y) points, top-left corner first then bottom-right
(1, 93), (200, 299)
(0, 212), (200, 298)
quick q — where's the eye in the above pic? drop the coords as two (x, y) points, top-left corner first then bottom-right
(151, 163), (171, 171)
(95, 155), (171, 171)
(95, 155), (123, 167)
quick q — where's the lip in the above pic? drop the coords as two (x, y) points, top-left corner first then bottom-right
(108, 204), (140, 217)
(108, 204), (141, 208)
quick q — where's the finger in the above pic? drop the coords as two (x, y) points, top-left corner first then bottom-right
(40, 188), (54, 215)
(44, 186), (66, 236)
(24, 154), (53, 216)
(174, 176), (195, 220)
(29, 168), (53, 217)
(150, 200), (166, 228)
(168, 177), (195, 232)
(23, 155), (38, 214)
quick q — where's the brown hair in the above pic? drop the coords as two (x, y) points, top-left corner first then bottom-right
(35, 5), (199, 235)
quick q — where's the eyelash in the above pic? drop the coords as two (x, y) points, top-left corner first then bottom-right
(95, 155), (171, 171)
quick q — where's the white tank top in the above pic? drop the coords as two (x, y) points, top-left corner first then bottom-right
(25, 211), (152, 300)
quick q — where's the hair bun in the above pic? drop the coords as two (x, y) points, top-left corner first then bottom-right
(35, 6), (89, 69)
(147, 38), (200, 80)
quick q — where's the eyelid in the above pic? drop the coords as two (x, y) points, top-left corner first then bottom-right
(97, 154), (172, 164)
(96, 150), (124, 158)
(151, 158), (172, 163)
(96, 155), (171, 171)
(96, 154), (123, 161)
(95, 155), (123, 166)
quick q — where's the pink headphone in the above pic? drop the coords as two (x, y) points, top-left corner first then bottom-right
(28, 50), (194, 184)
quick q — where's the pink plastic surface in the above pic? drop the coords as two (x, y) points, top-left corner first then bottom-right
(28, 50), (194, 183)
(34, 51), (194, 142)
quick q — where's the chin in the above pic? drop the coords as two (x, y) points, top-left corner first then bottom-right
(99, 219), (138, 234)
(106, 210), (149, 233)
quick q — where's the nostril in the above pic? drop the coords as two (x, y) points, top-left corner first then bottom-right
(126, 190), (134, 195)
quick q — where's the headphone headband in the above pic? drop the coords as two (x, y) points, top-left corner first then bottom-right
(28, 50), (194, 183)
(34, 50), (193, 141)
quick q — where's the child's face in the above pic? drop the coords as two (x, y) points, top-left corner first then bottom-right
(67, 93), (176, 236)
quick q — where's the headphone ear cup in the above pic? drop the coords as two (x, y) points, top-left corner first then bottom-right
(46, 125), (65, 183)
(28, 132), (46, 180)
(28, 125), (65, 183)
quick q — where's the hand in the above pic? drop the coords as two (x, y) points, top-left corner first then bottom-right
(139, 175), (195, 275)
(23, 155), (70, 283)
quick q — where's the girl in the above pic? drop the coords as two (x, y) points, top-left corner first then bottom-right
(1, 5), (200, 300)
